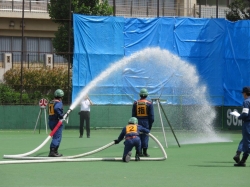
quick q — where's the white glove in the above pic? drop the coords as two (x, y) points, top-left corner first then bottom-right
(230, 111), (240, 117)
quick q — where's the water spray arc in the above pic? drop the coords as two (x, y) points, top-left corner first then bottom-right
(1, 46), (230, 163)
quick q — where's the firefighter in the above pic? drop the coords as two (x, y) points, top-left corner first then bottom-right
(114, 117), (150, 162)
(48, 89), (64, 157)
(132, 88), (154, 157)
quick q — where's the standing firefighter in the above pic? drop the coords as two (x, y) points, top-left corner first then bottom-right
(114, 117), (150, 162)
(132, 88), (154, 157)
(231, 86), (250, 166)
(48, 89), (64, 157)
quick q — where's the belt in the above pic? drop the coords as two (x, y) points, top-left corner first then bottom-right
(125, 136), (137, 140)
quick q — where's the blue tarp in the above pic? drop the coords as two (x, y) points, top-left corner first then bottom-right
(73, 14), (250, 106)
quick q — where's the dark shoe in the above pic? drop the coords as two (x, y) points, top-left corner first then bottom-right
(233, 151), (241, 163)
(233, 155), (240, 163)
(79, 135), (83, 138)
(135, 154), (140, 161)
(48, 148), (62, 157)
(139, 153), (144, 157)
(125, 151), (132, 162)
(135, 151), (141, 161)
(234, 162), (246, 167)
(139, 149), (144, 157)
(48, 152), (57, 157)
(143, 148), (150, 157)
(54, 146), (63, 157)
(87, 136), (90, 138)
(234, 155), (248, 167)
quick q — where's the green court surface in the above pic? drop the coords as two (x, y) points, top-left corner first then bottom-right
(0, 129), (248, 187)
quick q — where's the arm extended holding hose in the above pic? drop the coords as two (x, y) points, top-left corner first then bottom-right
(50, 109), (72, 137)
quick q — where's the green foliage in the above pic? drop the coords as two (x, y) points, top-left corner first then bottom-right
(2, 67), (71, 104)
(226, 0), (250, 21)
(91, 1), (113, 16)
(0, 84), (30, 104)
(48, 0), (113, 61)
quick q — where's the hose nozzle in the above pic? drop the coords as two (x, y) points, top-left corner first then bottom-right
(63, 109), (72, 120)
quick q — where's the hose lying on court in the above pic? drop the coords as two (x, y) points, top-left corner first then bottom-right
(0, 133), (167, 165)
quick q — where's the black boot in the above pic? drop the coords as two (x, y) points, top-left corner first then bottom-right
(143, 148), (150, 157)
(55, 146), (63, 157)
(48, 147), (57, 157)
(135, 151), (140, 161)
(233, 151), (241, 163)
(234, 155), (248, 167)
(48, 147), (62, 157)
(139, 149), (144, 157)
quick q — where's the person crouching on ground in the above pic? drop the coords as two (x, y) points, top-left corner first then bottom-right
(113, 117), (150, 162)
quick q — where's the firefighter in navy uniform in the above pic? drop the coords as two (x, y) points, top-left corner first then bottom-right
(114, 117), (150, 162)
(48, 89), (64, 157)
(132, 88), (154, 157)
(233, 87), (250, 167)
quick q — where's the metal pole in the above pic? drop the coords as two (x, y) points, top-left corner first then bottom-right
(157, 0), (159, 17)
(44, 108), (48, 134)
(39, 109), (42, 134)
(193, 4), (196, 17)
(28, 54), (29, 68)
(68, 0), (72, 104)
(29, 0), (31, 12)
(199, 0), (201, 18)
(34, 109), (42, 133)
(162, 1), (164, 16)
(158, 99), (181, 147)
(152, 99), (168, 148)
(130, 1), (132, 17)
(113, 0), (116, 16)
(216, 0), (218, 18)
(146, 2), (148, 17)
(20, 0), (25, 103)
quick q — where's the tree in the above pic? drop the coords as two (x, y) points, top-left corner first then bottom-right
(226, 0), (250, 21)
(48, 0), (113, 62)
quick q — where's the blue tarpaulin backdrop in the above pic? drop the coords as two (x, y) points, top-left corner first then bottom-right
(73, 14), (250, 106)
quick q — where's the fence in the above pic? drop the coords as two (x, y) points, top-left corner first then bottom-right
(0, 0), (230, 18)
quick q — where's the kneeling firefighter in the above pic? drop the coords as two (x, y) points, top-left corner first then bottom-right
(113, 117), (150, 162)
